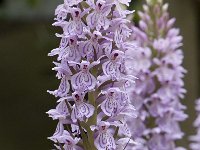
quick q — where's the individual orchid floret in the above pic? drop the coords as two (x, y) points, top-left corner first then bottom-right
(111, 18), (132, 48)
(102, 50), (125, 81)
(79, 30), (112, 61)
(48, 75), (70, 97)
(100, 88), (121, 116)
(48, 34), (70, 58)
(86, 0), (112, 30)
(54, 4), (69, 24)
(46, 100), (69, 120)
(71, 91), (95, 122)
(113, 0), (132, 17)
(91, 121), (116, 150)
(70, 60), (98, 91)
(49, 35), (81, 62)
(54, 130), (82, 150)
(64, 7), (88, 36)
(52, 59), (72, 79)
(58, 35), (81, 62)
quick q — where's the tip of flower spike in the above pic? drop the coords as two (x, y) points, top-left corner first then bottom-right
(162, 3), (169, 12)
(147, 0), (163, 5)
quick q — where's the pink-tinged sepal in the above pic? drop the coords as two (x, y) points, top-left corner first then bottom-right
(53, 60), (72, 79)
(46, 100), (69, 120)
(48, 122), (65, 142)
(48, 76), (70, 97)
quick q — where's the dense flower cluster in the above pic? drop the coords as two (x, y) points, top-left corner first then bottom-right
(189, 98), (200, 150)
(129, 0), (187, 149)
(47, 0), (138, 149)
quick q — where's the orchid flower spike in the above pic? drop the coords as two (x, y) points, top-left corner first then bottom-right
(47, 0), (139, 149)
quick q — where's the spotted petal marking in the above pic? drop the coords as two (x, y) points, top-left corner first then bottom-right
(107, 134), (116, 149)
(80, 41), (101, 60)
(79, 103), (95, 118)
(98, 16), (110, 30)
(95, 133), (116, 150)
(122, 122), (131, 137)
(101, 99), (118, 116)
(103, 61), (115, 75)
(102, 61), (120, 80)
(75, 22), (84, 35)
(71, 102), (95, 122)
(71, 72), (96, 90)
(58, 46), (80, 62)
(80, 41), (93, 57)
(59, 37), (68, 50)
(115, 29), (123, 48)
(95, 133), (107, 150)
(64, 21), (75, 36)
(88, 12), (97, 28)
(71, 105), (81, 122)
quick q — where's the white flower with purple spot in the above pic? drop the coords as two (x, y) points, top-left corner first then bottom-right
(102, 50), (125, 81)
(71, 60), (98, 90)
(71, 91), (95, 122)
(86, 0), (111, 30)
(92, 121), (116, 150)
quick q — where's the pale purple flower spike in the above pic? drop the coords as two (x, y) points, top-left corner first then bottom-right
(47, 0), (139, 149)
(129, 0), (187, 150)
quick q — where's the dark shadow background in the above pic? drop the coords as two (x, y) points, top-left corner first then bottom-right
(0, 0), (199, 149)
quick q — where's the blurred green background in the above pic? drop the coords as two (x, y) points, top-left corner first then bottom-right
(0, 0), (199, 149)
